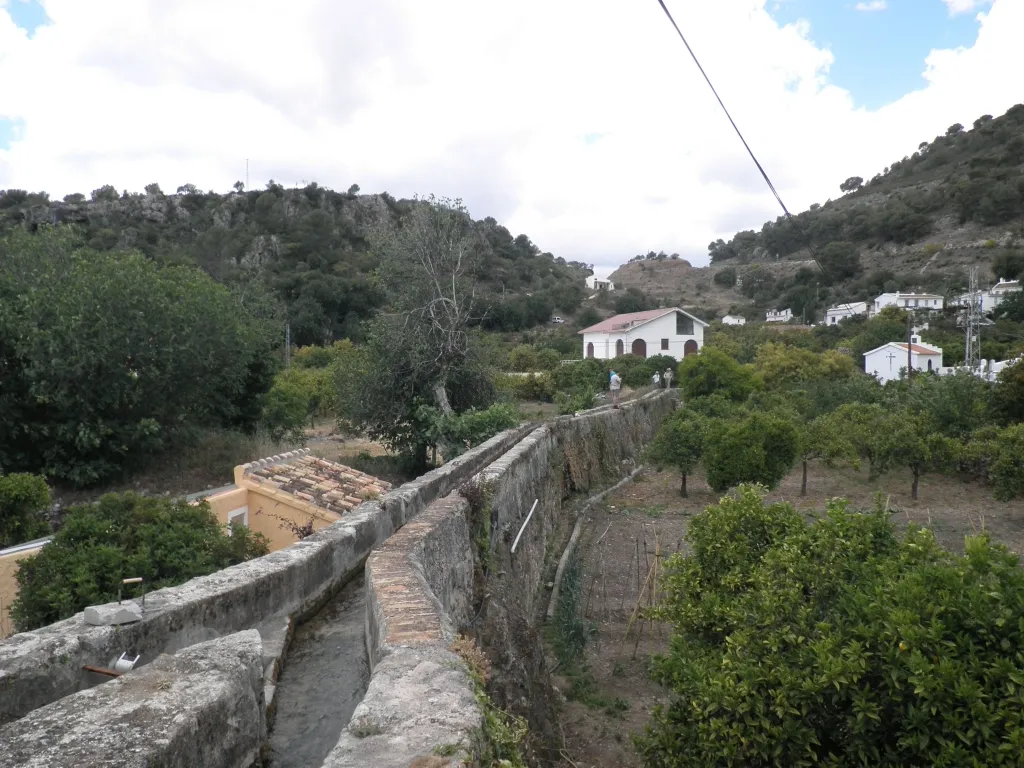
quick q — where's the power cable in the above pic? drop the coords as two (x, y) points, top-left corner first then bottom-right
(651, 0), (862, 311)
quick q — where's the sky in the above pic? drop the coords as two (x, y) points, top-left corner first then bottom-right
(0, 0), (1020, 279)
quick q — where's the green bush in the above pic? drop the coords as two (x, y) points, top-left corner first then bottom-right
(555, 388), (596, 415)
(639, 486), (1024, 768)
(703, 411), (798, 492)
(549, 359), (606, 394)
(0, 228), (279, 487)
(0, 473), (51, 549)
(713, 266), (737, 287)
(678, 347), (761, 402)
(991, 423), (1024, 501)
(418, 402), (521, 459)
(11, 493), (268, 631)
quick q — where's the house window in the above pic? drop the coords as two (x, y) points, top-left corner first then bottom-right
(228, 507), (249, 530)
(661, 338), (669, 350)
(675, 313), (694, 335)
(914, 299), (919, 307)
(927, 359), (933, 371)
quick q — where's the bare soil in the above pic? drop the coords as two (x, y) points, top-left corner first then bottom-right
(555, 462), (1024, 768)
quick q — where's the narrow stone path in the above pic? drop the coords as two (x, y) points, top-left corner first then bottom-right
(267, 576), (369, 768)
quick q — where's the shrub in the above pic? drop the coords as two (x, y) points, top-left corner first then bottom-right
(703, 411), (798, 492)
(678, 347), (760, 402)
(712, 267), (737, 287)
(549, 359), (606, 394)
(11, 493), (268, 631)
(639, 487), (1024, 768)
(507, 344), (539, 372)
(555, 388), (596, 415)
(418, 402), (520, 459)
(991, 423), (1024, 501)
(0, 473), (51, 549)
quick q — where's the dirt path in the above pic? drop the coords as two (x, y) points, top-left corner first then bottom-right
(267, 577), (369, 768)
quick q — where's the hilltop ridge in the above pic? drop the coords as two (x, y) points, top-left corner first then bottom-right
(609, 103), (1024, 321)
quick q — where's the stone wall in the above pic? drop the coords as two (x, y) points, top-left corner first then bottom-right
(0, 631), (266, 768)
(0, 424), (536, 726)
(325, 390), (677, 766)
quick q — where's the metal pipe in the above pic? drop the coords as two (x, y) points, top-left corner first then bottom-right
(83, 665), (122, 678)
(510, 499), (539, 554)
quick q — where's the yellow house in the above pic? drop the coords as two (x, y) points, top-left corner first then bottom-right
(0, 449), (389, 639)
(200, 449), (391, 551)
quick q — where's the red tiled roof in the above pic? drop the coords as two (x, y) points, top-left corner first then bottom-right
(579, 308), (706, 334)
(243, 454), (391, 516)
(890, 343), (941, 355)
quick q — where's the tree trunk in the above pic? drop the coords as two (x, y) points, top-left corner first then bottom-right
(911, 466), (919, 500)
(801, 460), (808, 496)
(433, 380), (454, 417)
(680, 472), (687, 498)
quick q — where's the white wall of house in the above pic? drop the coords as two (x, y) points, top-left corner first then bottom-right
(765, 308), (792, 323)
(864, 342), (943, 384)
(721, 315), (746, 326)
(872, 292), (944, 315)
(582, 311), (705, 362)
(825, 302), (868, 325)
(953, 279), (1021, 315)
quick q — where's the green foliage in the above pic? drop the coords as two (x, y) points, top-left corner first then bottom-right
(647, 408), (706, 496)
(554, 388), (596, 415)
(678, 347), (761, 402)
(994, 290), (1024, 323)
(418, 402), (520, 459)
(0, 473), (51, 549)
(992, 249), (1024, 281)
(706, 104), (1024, 264)
(260, 374), (310, 442)
(507, 344), (539, 372)
(891, 369), (993, 439)
(753, 342), (855, 387)
(991, 358), (1024, 424)
(639, 486), (1024, 768)
(703, 411), (798, 492)
(11, 493), (268, 631)
(549, 359), (607, 395)
(0, 227), (280, 487)
(712, 266), (737, 287)
(819, 241), (861, 280)
(576, 305), (601, 328)
(991, 424), (1024, 501)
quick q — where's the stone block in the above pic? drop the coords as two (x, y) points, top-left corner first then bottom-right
(83, 600), (143, 626)
(0, 630), (266, 768)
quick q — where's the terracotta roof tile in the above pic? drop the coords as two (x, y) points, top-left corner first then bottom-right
(245, 453), (391, 518)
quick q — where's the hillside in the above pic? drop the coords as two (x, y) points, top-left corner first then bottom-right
(0, 184), (590, 345)
(609, 103), (1024, 322)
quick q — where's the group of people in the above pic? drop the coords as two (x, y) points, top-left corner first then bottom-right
(607, 366), (674, 408)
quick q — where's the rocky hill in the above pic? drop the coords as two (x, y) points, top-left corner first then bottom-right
(0, 184), (590, 345)
(609, 103), (1024, 322)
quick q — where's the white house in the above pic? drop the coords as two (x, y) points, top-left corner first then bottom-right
(765, 308), (793, 323)
(863, 337), (943, 384)
(585, 276), (616, 291)
(953, 279), (1021, 315)
(580, 308), (708, 362)
(872, 292), (943, 315)
(824, 301), (868, 325)
(721, 315), (746, 326)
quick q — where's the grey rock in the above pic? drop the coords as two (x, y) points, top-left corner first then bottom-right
(0, 630), (265, 768)
(83, 600), (142, 626)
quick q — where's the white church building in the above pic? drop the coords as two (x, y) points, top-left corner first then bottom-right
(580, 308), (708, 362)
(863, 337), (943, 384)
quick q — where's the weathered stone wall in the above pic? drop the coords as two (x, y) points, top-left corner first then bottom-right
(0, 423), (535, 726)
(0, 630), (266, 768)
(325, 390), (677, 767)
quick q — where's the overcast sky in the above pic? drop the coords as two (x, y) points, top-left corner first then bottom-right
(0, 0), (1020, 277)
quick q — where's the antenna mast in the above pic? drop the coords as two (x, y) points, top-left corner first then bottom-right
(965, 266), (981, 372)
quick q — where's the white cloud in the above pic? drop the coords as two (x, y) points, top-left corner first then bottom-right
(854, 1), (887, 11)
(0, 0), (1021, 278)
(942, 0), (992, 16)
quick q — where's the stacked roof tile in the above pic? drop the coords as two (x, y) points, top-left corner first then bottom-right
(243, 452), (391, 516)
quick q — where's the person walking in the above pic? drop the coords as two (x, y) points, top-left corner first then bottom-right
(663, 367), (674, 389)
(609, 369), (622, 408)
(651, 371), (661, 388)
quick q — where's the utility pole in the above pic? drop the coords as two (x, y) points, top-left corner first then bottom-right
(907, 312), (914, 380)
(285, 323), (291, 368)
(965, 266), (981, 372)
